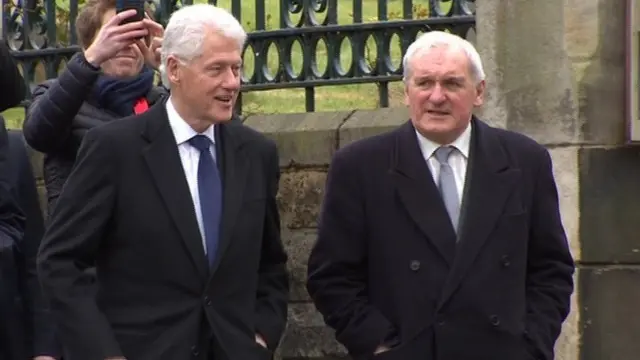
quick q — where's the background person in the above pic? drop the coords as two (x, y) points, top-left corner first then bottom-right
(22, 0), (164, 214)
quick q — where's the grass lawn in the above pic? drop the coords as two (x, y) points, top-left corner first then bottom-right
(225, 0), (431, 115)
(2, 0), (442, 128)
(2, 108), (25, 130)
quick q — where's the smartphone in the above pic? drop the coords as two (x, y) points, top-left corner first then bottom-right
(116, 0), (145, 24)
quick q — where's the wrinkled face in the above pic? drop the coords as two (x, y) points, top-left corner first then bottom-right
(96, 9), (145, 78)
(166, 29), (242, 124)
(404, 45), (485, 144)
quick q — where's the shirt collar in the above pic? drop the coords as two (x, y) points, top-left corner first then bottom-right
(415, 120), (472, 160)
(166, 96), (215, 145)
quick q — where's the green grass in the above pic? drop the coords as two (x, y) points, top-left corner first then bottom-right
(2, 108), (25, 130)
(225, 0), (425, 115)
(3, 0), (443, 128)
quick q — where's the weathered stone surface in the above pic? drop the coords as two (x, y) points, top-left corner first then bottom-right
(549, 147), (581, 261)
(244, 111), (353, 167)
(579, 146), (640, 263)
(564, 0), (600, 59)
(565, 0), (626, 144)
(549, 146), (580, 360)
(475, 0), (508, 129)
(338, 107), (408, 148)
(580, 267), (640, 360)
(277, 170), (326, 230)
(278, 303), (347, 360)
(476, 0), (579, 145)
(283, 229), (317, 302)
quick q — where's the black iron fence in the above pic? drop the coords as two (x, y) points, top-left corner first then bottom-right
(2, 0), (476, 114)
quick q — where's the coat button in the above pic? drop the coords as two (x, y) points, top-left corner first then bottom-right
(191, 345), (200, 357)
(204, 296), (212, 306)
(490, 315), (500, 326)
(409, 260), (420, 271)
(435, 314), (445, 326)
(501, 255), (510, 267)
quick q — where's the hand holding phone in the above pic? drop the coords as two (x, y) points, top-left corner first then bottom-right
(84, 9), (148, 67)
(136, 17), (164, 70)
(115, 0), (145, 24)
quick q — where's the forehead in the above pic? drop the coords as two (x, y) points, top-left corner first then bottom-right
(198, 29), (243, 63)
(409, 46), (471, 79)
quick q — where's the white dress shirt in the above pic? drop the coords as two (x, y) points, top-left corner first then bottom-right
(415, 123), (472, 205)
(166, 97), (216, 253)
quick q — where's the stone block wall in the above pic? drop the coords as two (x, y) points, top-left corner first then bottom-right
(477, 1), (639, 360)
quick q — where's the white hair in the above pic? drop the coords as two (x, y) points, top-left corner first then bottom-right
(402, 30), (485, 84)
(159, 4), (247, 88)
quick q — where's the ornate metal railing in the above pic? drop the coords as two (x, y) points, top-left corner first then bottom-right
(2, 0), (476, 114)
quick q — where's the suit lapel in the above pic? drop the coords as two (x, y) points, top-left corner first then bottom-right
(209, 122), (250, 276)
(438, 118), (521, 306)
(140, 103), (209, 281)
(390, 121), (457, 266)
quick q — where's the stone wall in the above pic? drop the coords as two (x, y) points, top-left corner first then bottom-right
(477, 0), (640, 359)
(22, 0), (640, 359)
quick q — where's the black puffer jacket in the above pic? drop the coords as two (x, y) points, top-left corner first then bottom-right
(23, 52), (168, 213)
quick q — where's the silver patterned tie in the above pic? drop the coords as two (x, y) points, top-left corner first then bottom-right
(434, 146), (460, 233)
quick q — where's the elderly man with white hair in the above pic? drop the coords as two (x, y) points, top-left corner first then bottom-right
(306, 30), (575, 360)
(37, 4), (289, 360)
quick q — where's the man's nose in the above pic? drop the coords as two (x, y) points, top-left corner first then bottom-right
(222, 68), (241, 89)
(429, 83), (447, 103)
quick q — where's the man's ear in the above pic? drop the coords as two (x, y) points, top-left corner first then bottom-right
(166, 56), (181, 85)
(473, 79), (486, 107)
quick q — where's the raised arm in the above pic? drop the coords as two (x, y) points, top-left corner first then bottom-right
(22, 53), (101, 153)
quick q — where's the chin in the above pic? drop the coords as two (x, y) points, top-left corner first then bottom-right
(212, 108), (234, 121)
(116, 64), (143, 77)
(206, 113), (233, 124)
(217, 115), (234, 123)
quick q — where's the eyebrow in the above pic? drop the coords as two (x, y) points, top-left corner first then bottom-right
(414, 75), (466, 82)
(205, 60), (243, 67)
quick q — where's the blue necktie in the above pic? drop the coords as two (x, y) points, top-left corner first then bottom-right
(188, 135), (222, 266)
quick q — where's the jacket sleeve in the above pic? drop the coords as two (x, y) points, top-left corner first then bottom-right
(254, 141), (289, 350)
(524, 147), (575, 360)
(37, 126), (122, 359)
(0, 39), (27, 112)
(306, 146), (397, 356)
(22, 52), (100, 153)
